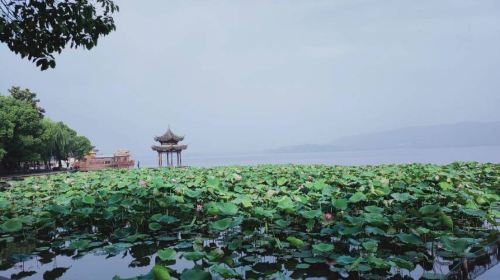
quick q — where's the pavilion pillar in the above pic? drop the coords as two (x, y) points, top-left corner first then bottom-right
(158, 152), (161, 167)
(180, 152), (182, 167)
(170, 152), (174, 166)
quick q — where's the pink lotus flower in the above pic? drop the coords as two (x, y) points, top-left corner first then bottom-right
(298, 185), (304, 190)
(234, 174), (242, 181)
(139, 180), (147, 187)
(324, 212), (333, 221)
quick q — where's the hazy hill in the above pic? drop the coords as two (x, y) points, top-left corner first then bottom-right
(269, 122), (500, 153)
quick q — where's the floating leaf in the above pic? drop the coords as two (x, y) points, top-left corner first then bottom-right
(364, 205), (384, 213)
(312, 243), (334, 254)
(440, 236), (470, 254)
(438, 182), (452, 191)
(148, 222), (162, 231)
(333, 198), (348, 210)
(218, 202), (238, 216)
(362, 240), (378, 253)
(390, 192), (412, 202)
(276, 177), (287, 186)
(286, 236), (305, 248)
(69, 239), (91, 250)
(209, 218), (233, 232)
(396, 233), (423, 245)
(183, 251), (205, 261)
(206, 177), (220, 188)
(211, 264), (239, 279)
(349, 192), (366, 203)
(276, 196), (295, 210)
(365, 226), (386, 236)
(82, 195), (95, 204)
(296, 263), (310, 269)
(180, 268), (212, 280)
(157, 248), (176, 261)
(152, 265), (172, 280)
(1, 218), (23, 233)
(439, 213), (453, 229)
(301, 209), (322, 219)
(391, 257), (415, 270)
(419, 205), (440, 215)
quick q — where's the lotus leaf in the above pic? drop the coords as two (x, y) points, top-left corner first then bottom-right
(148, 222), (162, 231)
(157, 248), (176, 261)
(218, 202), (238, 216)
(286, 236), (305, 248)
(396, 233), (423, 245)
(296, 263), (310, 269)
(419, 205), (440, 215)
(390, 192), (412, 202)
(152, 265), (172, 280)
(180, 268), (212, 280)
(440, 236), (470, 254)
(1, 218), (23, 232)
(210, 264), (239, 279)
(183, 251), (205, 261)
(333, 198), (348, 210)
(362, 240), (378, 252)
(300, 209), (322, 219)
(210, 218), (234, 232)
(349, 192), (366, 203)
(312, 243), (334, 254)
(276, 177), (287, 186)
(82, 195), (95, 204)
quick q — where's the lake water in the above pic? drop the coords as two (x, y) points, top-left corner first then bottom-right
(138, 146), (500, 167)
(1, 146), (499, 280)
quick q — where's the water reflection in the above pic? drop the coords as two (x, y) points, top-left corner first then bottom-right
(1, 237), (499, 280)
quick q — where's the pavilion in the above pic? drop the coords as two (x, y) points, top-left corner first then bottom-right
(151, 127), (187, 167)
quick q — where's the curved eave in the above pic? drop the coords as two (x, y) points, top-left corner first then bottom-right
(154, 135), (184, 143)
(151, 145), (188, 152)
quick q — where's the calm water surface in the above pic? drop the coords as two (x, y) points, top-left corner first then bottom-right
(138, 146), (500, 167)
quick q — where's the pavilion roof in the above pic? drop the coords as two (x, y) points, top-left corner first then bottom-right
(155, 127), (184, 143)
(152, 144), (187, 152)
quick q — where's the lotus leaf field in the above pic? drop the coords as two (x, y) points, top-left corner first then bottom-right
(1, 163), (499, 279)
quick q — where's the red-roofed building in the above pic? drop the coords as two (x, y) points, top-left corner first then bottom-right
(75, 149), (134, 171)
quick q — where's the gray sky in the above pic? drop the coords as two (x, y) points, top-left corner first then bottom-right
(1, 0), (500, 159)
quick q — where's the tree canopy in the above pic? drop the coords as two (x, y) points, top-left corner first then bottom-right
(40, 118), (92, 167)
(9, 86), (45, 116)
(0, 0), (118, 70)
(0, 86), (92, 171)
(0, 94), (42, 168)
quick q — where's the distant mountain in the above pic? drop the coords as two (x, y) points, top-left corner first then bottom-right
(269, 121), (500, 153)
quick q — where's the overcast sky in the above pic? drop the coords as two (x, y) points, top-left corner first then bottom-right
(1, 0), (500, 159)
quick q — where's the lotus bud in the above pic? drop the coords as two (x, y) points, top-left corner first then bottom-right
(324, 212), (333, 221)
(139, 180), (147, 187)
